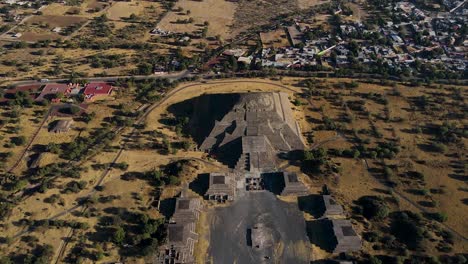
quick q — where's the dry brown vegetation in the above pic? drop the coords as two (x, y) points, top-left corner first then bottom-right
(286, 77), (467, 256)
(260, 29), (290, 48)
(1, 78), (466, 263)
(158, 0), (236, 40)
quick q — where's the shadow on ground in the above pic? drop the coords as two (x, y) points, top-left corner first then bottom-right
(305, 219), (337, 252)
(189, 173), (210, 198)
(167, 93), (240, 145)
(262, 172), (285, 195)
(159, 198), (176, 219)
(298, 195), (325, 218)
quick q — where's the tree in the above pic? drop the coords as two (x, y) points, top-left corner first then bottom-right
(11, 136), (26, 146)
(33, 244), (54, 264)
(368, 256), (382, 264)
(113, 226), (125, 245)
(301, 148), (328, 173)
(357, 196), (389, 220)
(391, 212), (424, 249)
(46, 142), (61, 154)
(137, 62), (153, 75)
(430, 212), (448, 222)
(0, 256), (12, 264)
(168, 175), (180, 186)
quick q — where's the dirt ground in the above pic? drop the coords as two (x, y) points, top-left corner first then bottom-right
(158, 0), (237, 40)
(298, 0), (330, 9)
(40, 3), (72, 16)
(26, 15), (87, 28)
(260, 29), (290, 48)
(106, 1), (146, 20)
(231, 0), (299, 36)
(289, 77), (467, 252)
(343, 2), (368, 23)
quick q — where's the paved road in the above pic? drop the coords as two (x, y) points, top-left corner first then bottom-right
(7, 70), (193, 86)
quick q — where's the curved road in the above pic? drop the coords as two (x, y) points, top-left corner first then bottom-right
(24, 79), (302, 262)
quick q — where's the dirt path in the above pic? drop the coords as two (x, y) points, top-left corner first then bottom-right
(33, 79), (302, 261)
(7, 108), (51, 174)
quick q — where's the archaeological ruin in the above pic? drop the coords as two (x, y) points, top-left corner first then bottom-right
(158, 92), (361, 263)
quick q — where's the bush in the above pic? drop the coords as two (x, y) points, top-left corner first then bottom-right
(364, 231), (379, 242)
(368, 256), (382, 264)
(301, 148), (328, 173)
(46, 142), (61, 154)
(431, 142), (447, 153)
(112, 162), (129, 171)
(113, 226), (125, 245)
(168, 175), (180, 186)
(11, 136), (26, 146)
(357, 196), (389, 220)
(391, 211), (424, 249)
(428, 212), (448, 222)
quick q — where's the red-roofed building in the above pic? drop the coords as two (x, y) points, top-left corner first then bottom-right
(83, 82), (113, 101)
(35, 83), (71, 103)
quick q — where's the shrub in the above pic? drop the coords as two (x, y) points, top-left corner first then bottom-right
(391, 212), (424, 249)
(113, 162), (129, 171)
(429, 212), (448, 222)
(301, 148), (328, 173)
(168, 175), (180, 186)
(357, 196), (389, 220)
(431, 142), (447, 153)
(368, 256), (382, 264)
(46, 142), (61, 154)
(364, 231), (379, 242)
(113, 226), (125, 245)
(11, 136), (26, 146)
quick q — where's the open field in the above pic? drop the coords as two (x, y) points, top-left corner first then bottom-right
(260, 29), (290, 48)
(158, 0), (237, 40)
(106, 1), (146, 20)
(231, 0), (299, 36)
(40, 3), (74, 16)
(26, 15), (87, 28)
(298, 0), (330, 9)
(0, 46), (142, 80)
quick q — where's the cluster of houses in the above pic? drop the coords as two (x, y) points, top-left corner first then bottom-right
(222, 1), (466, 77)
(0, 0), (43, 23)
(6, 82), (114, 103)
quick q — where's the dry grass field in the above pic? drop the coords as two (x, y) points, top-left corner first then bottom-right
(26, 15), (87, 28)
(158, 0), (237, 40)
(298, 0), (330, 9)
(106, 1), (146, 20)
(289, 78), (467, 252)
(231, 0), (299, 36)
(0, 78), (466, 262)
(40, 3), (74, 16)
(260, 29), (290, 48)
